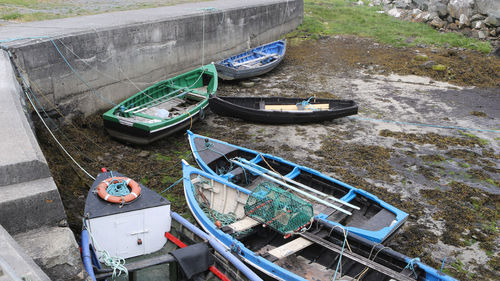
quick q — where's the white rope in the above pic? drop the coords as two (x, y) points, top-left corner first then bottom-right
(84, 219), (128, 278)
(23, 87), (95, 180)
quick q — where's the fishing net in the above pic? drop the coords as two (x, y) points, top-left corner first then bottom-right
(244, 182), (313, 235)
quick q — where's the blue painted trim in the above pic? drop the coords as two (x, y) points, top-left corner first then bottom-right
(187, 131), (408, 243)
(403, 257), (458, 281)
(182, 162), (306, 281)
(218, 40), (286, 68)
(81, 230), (97, 281)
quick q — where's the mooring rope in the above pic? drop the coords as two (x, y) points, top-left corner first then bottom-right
(83, 219), (128, 278)
(332, 228), (350, 281)
(404, 257), (421, 278)
(23, 82), (95, 180)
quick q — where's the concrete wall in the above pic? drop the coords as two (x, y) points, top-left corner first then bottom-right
(3, 0), (303, 118)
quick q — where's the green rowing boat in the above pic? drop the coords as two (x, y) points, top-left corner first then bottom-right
(103, 64), (217, 144)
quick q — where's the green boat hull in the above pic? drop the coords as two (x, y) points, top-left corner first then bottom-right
(103, 64), (217, 144)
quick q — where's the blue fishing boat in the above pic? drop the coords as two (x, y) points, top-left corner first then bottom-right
(182, 160), (456, 281)
(215, 40), (286, 80)
(187, 130), (407, 243)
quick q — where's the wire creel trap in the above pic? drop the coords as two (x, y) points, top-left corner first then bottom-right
(244, 182), (313, 235)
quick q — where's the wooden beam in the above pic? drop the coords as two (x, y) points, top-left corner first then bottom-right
(299, 232), (415, 281)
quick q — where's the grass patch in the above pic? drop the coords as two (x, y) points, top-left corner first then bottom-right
(459, 131), (489, 145)
(1, 12), (22, 20)
(289, 0), (491, 53)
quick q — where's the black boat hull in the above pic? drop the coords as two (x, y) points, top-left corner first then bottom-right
(209, 96), (358, 124)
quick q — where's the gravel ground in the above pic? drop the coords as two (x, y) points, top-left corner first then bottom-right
(35, 36), (499, 280)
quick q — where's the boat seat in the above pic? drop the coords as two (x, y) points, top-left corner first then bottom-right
(346, 209), (396, 231)
(221, 216), (260, 235)
(262, 237), (313, 262)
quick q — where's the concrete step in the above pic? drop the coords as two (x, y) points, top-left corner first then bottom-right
(0, 224), (51, 281)
(0, 177), (66, 235)
(0, 50), (51, 187)
(14, 226), (89, 281)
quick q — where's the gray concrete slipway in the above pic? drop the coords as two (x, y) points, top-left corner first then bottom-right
(0, 0), (303, 279)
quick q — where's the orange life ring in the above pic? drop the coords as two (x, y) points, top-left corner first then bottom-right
(96, 177), (141, 204)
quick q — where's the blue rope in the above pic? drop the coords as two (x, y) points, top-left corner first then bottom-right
(159, 177), (183, 194)
(405, 257), (420, 278)
(106, 171), (130, 196)
(348, 116), (500, 133)
(332, 229), (349, 281)
(441, 256), (446, 272)
(297, 97), (320, 111)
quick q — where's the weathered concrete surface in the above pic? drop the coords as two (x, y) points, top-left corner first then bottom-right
(0, 50), (85, 280)
(0, 0), (303, 117)
(14, 227), (88, 281)
(0, 225), (51, 281)
(0, 177), (66, 234)
(0, 50), (50, 187)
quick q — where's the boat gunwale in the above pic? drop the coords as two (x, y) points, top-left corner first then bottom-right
(103, 64), (217, 132)
(186, 130), (408, 243)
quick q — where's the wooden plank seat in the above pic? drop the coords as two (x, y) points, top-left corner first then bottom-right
(262, 237), (313, 262)
(221, 216), (260, 235)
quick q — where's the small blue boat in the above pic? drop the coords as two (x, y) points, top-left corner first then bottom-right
(182, 160), (456, 281)
(215, 40), (286, 80)
(187, 130), (407, 243)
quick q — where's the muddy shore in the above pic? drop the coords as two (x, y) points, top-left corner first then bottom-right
(35, 36), (499, 280)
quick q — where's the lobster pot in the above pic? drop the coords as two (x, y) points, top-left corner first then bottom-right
(84, 171), (171, 260)
(244, 182), (313, 235)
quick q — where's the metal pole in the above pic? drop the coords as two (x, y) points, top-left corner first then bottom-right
(230, 160), (352, 215)
(238, 158), (360, 210)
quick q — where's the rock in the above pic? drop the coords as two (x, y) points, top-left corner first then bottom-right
(461, 27), (472, 36)
(431, 48), (438, 53)
(432, 64), (446, 71)
(422, 60), (436, 69)
(485, 16), (500, 27)
(388, 7), (402, 18)
(472, 29), (487, 39)
(430, 17), (446, 28)
(414, 12), (429, 22)
(394, 0), (412, 9)
(459, 14), (470, 27)
(472, 20), (486, 29)
(356, 0), (364, 5)
(470, 14), (486, 22)
(240, 81), (255, 88)
(137, 151), (150, 158)
(415, 54), (429, 61)
(411, 8), (422, 15)
(493, 44), (500, 58)
(448, 0), (474, 20)
(476, 0), (500, 21)
(58, 219), (68, 227)
(497, 26), (500, 34)
(490, 28), (497, 36)
(446, 15), (454, 23)
(412, 0), (430, 10)
(448, 23), (459, 30)
(428, 2), (448, 17)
